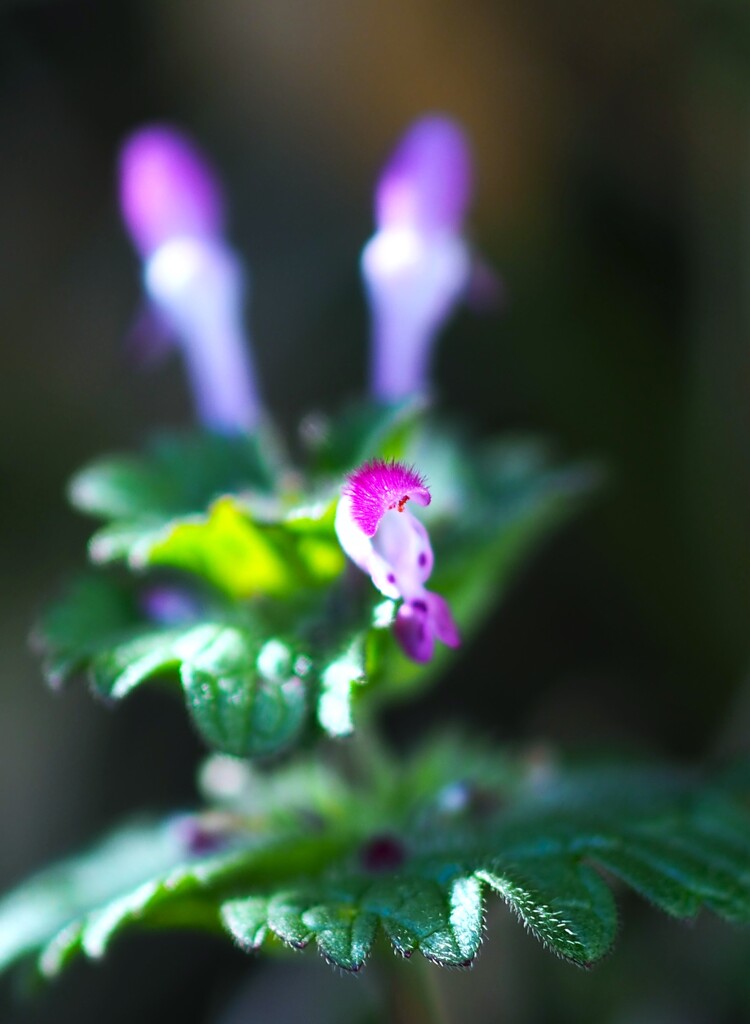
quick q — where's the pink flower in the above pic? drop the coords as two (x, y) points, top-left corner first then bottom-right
(375, 117), (473, 236)
(335, 460), (460, 663)
(118, 125), (260, 433)
(362, 116), (472, 404)
(362, 115), (502, 402)
(118, 126), (224, 259)
(343, 460), (431, 537)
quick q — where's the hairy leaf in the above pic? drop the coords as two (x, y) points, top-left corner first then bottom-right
(0, 750), (747, 980)
(36, 576), (366, 756)
(42, 424), (597, 759)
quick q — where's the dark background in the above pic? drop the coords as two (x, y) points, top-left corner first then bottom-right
(2, 1), (750, 1021)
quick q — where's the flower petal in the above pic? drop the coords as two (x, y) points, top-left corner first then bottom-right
(334, 494), (401, 600)
(394, 591), (461, 664)
(119, 125), (225, 258)
(394, 599), (436, 663)
(423, 591), (460, 648)
(343, 460), (431, 538)
(371, 508), (433, 598)
(375, 115), (473, 234)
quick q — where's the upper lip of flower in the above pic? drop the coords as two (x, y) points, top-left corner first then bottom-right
(375, 115), (473, 235)
(118, 124), (225, 259)
(342, 459), (431, 538)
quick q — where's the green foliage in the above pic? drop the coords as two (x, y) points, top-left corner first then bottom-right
(36, 577), (343, 757)
(69, 430), (280, 521)
(0, 742), (747, 979)
(39, 411), (595, 758)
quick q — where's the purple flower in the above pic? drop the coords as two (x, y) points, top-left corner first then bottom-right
(335, 459), (460, 663)
(375, 117), (472, 235)
(140, 584), (202, 626)
(118, 126), (224, 259)
(118, 125), (260, 433)
(343, 460), (431, 536)
(362, 116), (475, 402)
(393, 591), (459, 664)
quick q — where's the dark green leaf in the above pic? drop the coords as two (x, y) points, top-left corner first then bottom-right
(35, 577), (140, 687)
(37, 580), (314, 758)
(307, 398), (427, 476)
(69, 431), (280, 522)
(1, 751), (748, 980)
(479, 859), (616, 965)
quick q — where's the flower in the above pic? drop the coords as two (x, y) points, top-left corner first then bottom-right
(118, 126), (224, 259)
(335, 459), (460, 663)
(361, 115), (476, 402)
(118, 125), (260, 432)
(140, 584), (202, 626)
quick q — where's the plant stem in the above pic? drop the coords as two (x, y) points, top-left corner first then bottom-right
(344, 702), (395, 797)
(379, 952), (451, 1024)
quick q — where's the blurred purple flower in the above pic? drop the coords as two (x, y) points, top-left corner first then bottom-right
(140, 584), (202, 626)
(119, 126), (224, 259)
(362, 115), (497, 402)
(335, 459), (460, 663)
(118, 125), (260, 432)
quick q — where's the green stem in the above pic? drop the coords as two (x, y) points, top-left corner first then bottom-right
(346, 704), (396, 797)
(379, 951), (451, 1024)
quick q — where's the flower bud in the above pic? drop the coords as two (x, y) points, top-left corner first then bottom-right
(118, 125), (260, 432)
(362, 116), (474, 402)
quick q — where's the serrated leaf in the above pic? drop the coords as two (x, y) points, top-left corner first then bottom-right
(0, 822), (184, 974)
(586, 841), (703, 918)
(1, 753), (748, 981)
(221, 896), (269, 951)
(479, 859), (616, 965)
(223, 868), (481, 971)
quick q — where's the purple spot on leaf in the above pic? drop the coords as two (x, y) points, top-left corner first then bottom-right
(360, 833), (406, 873)
(173, 815), (228, 857)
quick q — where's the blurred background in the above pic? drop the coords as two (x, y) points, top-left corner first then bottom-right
(2, 0), (750, 1021)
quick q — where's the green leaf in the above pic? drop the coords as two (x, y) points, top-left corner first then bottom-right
(37, 575), (376, 756)
(144, 498), (344, 598)
(69, 431), (280, 522)
(144, 499), (302, 598)
(181, 629), (309, 758)
(34, 576), (138, 687)
(1, 749), (748, 980)
(307, 398), (427, 476)
(87, 496), (345, 601)
(0, 822), (184, 975)
(478, 859), (616, 965)
(37, 580), (312, 758)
